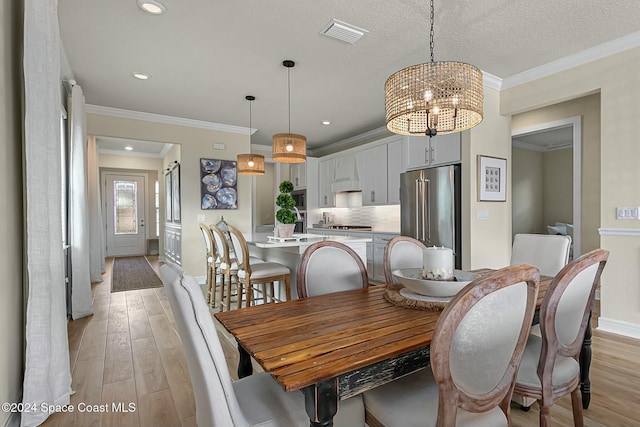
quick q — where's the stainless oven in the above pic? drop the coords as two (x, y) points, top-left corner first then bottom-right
(294, 211), (307, 233)
(291, 189), (306, 211)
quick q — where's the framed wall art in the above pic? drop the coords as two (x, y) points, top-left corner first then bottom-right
(164, 170), (172, 221)
(478, 155), (507, 202)
(200, 158), (238, 210)
(171, 163), (181, 222)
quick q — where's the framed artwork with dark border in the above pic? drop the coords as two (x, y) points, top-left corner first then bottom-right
(200, 158), (238, 210)
(164, 170), (172, 221)
(171, 163), (181, 222)
(478, 155), (507, 202)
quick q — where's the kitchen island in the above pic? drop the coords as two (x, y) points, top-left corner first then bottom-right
(245, 232), (372, 300)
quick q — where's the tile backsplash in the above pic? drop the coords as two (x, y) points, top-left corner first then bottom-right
(321, 193), (401, 232)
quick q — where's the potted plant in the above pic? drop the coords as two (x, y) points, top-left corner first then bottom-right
(275, 180), (297, 237)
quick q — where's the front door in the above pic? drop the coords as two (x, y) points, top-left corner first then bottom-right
(104, 173), (147, 256)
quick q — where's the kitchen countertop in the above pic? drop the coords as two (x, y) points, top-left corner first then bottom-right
(246, 232), (372, 249)
(308, 227), (400, 236)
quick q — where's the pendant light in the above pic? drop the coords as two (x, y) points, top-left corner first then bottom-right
(385, 0), (483, 137)
(272, 60), (306, 163)
(237, 95), (265, 175)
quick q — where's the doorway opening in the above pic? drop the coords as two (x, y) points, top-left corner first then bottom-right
(511, 116), (582, 257)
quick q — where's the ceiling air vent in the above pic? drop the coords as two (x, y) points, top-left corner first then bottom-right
(320, 19), (368, 44)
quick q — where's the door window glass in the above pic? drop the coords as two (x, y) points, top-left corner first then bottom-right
(114, 180), (138, 234)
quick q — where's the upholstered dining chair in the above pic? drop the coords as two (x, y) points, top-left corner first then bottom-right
(296, 241), (369, 298)
(383, 236), (427, 284)
(227, 224), (291, 307)
(513, 249), (608, 427)
(510, 233), (572, 277)
(198, 223), (219, 306)
(363, 264), (540, 427)
(210, 224), (239, 310)
(159, 263), (366, 427)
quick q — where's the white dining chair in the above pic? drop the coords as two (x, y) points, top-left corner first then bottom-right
(159, 262), (366, 427)
(514, 249), (608, 427)
(296, 241), (368, 298)
(510, 233), (572, 277)
(383, 236), (427, 284)
(363, 264), (540, 427)
(198, 223), (219, 306)
(227, 224), (291, 307)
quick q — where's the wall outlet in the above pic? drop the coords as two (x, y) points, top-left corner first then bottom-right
(212, 142), (226, 150)
(477, 210), (489, 220)
(197, 214), (206, 222)
(616, 207), (640, 220)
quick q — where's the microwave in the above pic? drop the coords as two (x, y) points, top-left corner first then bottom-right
(291, 190), (306, 210)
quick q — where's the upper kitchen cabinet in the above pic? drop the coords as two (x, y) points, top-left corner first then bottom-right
(387, 138), (403, 204)
(318, 158), (335, 208)
(359, 144), (388, 205)
(290, 163), (306, 189)
(403, 133), (461, 171)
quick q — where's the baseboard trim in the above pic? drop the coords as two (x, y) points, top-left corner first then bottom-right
(597, 317), (640, 339)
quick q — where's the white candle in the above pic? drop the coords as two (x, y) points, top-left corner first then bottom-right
(422, 246), (454, 280)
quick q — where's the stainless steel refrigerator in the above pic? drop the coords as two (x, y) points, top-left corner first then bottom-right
(400, 165), (462, 269)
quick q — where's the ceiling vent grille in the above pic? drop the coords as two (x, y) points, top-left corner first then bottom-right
(320, 19), (368, 44)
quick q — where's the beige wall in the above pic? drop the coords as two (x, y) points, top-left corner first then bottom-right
(87, 113), (252, 276)
(512, 147), (544, 235)
(543, 148), (573, 227)
(462, 86), (514, 270)
(511, 94), (600, 255)
(255, 162), (275, 226)
(502, 50), (638, 330)
(0, 0), (24, 423)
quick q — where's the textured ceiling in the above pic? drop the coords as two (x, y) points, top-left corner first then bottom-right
(58, 0), (640, 152)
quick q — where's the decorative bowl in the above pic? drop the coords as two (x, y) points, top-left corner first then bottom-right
(392, 269), (478, 297)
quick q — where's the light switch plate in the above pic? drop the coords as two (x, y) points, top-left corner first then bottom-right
(477, 210), (489, 220)
(616, 207), (640, 220)
(197, 214), (206, 222)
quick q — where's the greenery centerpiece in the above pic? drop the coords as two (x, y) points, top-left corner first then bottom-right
(275, 180), (296, 237)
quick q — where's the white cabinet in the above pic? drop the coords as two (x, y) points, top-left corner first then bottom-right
(318, 158), (335, 208)
(387, 139), (403, 204)
(290, 163), (306, 189)
(403, 133), (461, 171)
(372, 234), (398, 282)
(359, 145), (388, 206)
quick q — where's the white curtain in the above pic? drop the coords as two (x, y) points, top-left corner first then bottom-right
(22, 0), (72, 425)
(87, 135), (106, 281)
(69, 85), (94, 319)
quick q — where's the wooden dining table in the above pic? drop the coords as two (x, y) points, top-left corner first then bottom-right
(214, 269), (594, 427)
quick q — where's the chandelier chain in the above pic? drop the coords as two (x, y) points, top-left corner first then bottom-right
(429, 0), (434, 62)
(287, 66), (291, 134)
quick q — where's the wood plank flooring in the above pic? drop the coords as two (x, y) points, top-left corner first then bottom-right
(41, 257), (640, 427)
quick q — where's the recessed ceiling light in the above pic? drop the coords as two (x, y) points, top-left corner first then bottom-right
(124, 146), (133, 151)
(137, 0), (166, 15)
(322, 120), (332, 125)
(132, 72), (150, 80)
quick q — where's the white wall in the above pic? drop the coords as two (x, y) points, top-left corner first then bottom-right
(1, 0), (25, 424)
(87, 113), (252, 277)
(502, 49), (638, 335)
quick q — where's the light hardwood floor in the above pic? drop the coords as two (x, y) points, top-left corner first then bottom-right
(42, 257), (640, 427)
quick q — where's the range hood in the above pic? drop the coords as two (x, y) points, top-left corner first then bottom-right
(332, 180), (361, 193)
(332, 152), (361, 193)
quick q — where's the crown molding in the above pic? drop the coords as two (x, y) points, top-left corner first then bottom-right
(482, 71), (502, 91)
(86, 104), (251, 135)
(312, 126), (394, 157)
(502, 30), (640, 90)
(97, 148), (166, 159)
